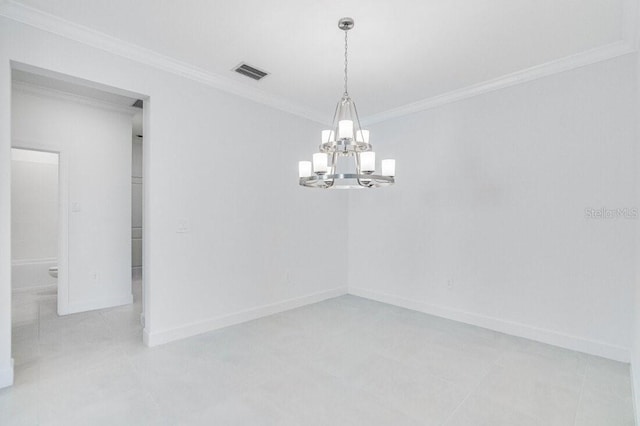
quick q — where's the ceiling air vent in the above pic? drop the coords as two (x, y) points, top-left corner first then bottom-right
(233, 63), (269, 81)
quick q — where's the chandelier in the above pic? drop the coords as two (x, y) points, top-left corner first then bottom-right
(298, 17), (395, 189)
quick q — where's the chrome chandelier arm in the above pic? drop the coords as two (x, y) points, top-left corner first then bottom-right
(297, 17), (395, 190)
(299, 174), (394, 189)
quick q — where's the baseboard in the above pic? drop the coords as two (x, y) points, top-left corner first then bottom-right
(0, 359), (14, 389)
(11, 283), (56, 294)
(60, 293), (133, 315)
(632, 362), (640, 426)
(349, 287), (630, 363)
(143, 287), (348, 347)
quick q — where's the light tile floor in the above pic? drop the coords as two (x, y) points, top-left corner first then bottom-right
(2, 282), (635, 425)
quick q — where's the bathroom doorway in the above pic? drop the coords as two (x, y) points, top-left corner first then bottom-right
(10, 148), (60, 365)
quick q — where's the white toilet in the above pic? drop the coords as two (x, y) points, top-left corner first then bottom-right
(48, 266), (58, 279)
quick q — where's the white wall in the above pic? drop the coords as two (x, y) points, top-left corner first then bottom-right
(11, 148), (58, 289)
(632, 50), (640, 426)
(11, 149), (58, 261)
(349, 54), (638, 362)
(12, 86), (133, 313)
(0, 17), (348, 387)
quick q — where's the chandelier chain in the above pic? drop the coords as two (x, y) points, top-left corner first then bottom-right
(344, 29), (348, 96)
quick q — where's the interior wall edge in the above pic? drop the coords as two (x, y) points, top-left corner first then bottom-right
(348, 287), (630, 363)
(12, 80), (137, 116)
(0, 51), (13, 390)
(632, 363), (640, 426)
(143, 286), (347, 347)
(0, 358), (13, 389)
(632, 38), (640, 426)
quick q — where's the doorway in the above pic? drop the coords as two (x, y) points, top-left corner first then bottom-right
(10, 148), (60, 366)
(131, 109), (144, 326)
(9, 67), (150, 374)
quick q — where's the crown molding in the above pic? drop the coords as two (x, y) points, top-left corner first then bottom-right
(623, 0), (640, 51)
(363, 0), (639, 124)
(1, 0), (637, 127)
(12, 80), (138, 115)
(363, 39), (636, 125)
(0, 0), (327, 124)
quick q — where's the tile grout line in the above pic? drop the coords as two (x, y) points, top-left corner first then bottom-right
(438, 358), (497, 425)
(572, 366), (588, 426)
(438, 339), (517, 426)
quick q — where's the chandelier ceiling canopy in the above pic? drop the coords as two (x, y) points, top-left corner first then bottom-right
(298, 17), (396, 189)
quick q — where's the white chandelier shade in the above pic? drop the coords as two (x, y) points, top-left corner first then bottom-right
(298, 17), (395, 189)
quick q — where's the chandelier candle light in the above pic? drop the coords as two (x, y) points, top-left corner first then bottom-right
(298, 17), (395, 189)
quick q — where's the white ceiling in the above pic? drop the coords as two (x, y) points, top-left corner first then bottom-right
(11, 0), (632, 120)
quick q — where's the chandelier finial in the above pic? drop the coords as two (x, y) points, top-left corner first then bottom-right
(338, 17), (354, 31)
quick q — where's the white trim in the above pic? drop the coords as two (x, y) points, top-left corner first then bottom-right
(11, 147), (58, 164)
(60, 293), (133, 315)
(11, 283), (56, 294)
(141, 102), (150, 346)
(11, 257), (56, 265)
(57, 149), (69, 316)
(632, 363), (640, 426)
(143, 287), (347, 347)
(349, 287), (630, 363)
(363, 40), (636, 125)
(12, 81), (137, 116)
(0, 1), (326, 125)
(0, 359), (14, 389)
